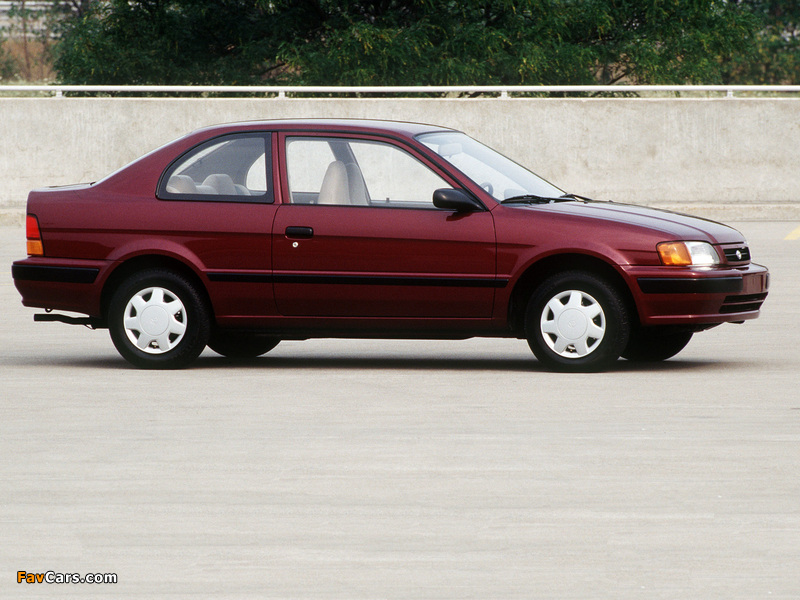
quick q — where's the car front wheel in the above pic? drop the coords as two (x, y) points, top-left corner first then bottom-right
(108, 269), (210, 369)
(525, 271), (630, 372)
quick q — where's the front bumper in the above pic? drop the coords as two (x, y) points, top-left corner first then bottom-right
(625, 263), (769, 326)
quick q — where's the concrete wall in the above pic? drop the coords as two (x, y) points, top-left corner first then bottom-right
(2, 97), (799, 222)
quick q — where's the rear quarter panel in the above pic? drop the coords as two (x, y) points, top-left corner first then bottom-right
(26, 183), (279, 322)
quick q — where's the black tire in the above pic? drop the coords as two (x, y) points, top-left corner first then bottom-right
(622, 329), (693, 362)
(208, 331), (280, 359)
(524, 271), (630, 372)
(108, 269), (210, 369)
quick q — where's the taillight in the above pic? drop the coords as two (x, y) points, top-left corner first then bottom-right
(26, 214), (44, 256)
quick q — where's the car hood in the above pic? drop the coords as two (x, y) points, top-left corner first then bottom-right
(512, 200), (745, 244)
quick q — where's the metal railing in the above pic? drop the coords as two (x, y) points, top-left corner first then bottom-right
(2, 84), (800, 98)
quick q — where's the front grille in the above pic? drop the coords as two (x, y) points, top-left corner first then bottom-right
(720, 292), (767, 314)
(723, 246), (750, 263)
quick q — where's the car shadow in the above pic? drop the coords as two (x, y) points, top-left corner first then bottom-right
(189, 354), (732, 373)
(613, 358), (732, 372)
(195, 354), (540, 372)
(3, 353), (745, 373)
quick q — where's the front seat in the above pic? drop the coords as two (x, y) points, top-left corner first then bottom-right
(317, 161), (349, 205)
(345, 163), (370, 205)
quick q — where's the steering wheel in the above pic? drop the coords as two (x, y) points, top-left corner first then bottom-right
(480, 181), (494, 195)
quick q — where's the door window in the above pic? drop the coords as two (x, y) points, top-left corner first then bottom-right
(285, 137), (450, 208)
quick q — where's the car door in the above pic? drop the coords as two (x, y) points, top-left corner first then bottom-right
(272, 133), (497, 318)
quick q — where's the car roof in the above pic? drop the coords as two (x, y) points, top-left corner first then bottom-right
(187, 118), (456, 140)
(95, 118), (461, 189)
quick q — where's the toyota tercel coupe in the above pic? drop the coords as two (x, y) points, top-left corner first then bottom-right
(12, 119), (769, 371)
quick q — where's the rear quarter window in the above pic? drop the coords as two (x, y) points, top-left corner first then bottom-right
(158, 133), (273, 203)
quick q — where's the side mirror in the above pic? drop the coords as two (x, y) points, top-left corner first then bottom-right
(432, 188), (483, 212)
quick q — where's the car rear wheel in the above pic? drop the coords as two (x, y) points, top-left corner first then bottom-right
(622, 329), (693, 362)
(108, 269), (210, 369)
(525, 271), (630, 372)
(208, 332), (280, 359)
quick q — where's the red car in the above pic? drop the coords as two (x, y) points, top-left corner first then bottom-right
(12, 119), (769, 371)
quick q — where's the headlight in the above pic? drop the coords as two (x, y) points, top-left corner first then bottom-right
(657, 241), (720, 266)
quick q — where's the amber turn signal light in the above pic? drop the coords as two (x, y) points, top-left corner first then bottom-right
(26, 214), (44, 256)
(657, 242), (692, 266)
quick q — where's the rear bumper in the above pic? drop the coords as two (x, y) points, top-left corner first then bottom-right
(12, 263), (100, 284)
(625, 263), (769, 325)
(12, 257), (109, 317)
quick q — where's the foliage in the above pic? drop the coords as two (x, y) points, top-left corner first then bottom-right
(47, 0), (791, 87)
(54, 0), (289, 85)
(0, 0), (86, 82)
(0, 35), (15, 81)
(281, 1), (759, 86)
(728, 0), (800, 83)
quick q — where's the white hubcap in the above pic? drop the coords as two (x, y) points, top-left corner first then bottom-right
(123, 287), (187, 354)
(540, 290), (605, 358)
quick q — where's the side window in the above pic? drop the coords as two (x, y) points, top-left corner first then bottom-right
(285, 136), (450, 208)
(159, 133), (272, 202)
(286, 138), (336, 205)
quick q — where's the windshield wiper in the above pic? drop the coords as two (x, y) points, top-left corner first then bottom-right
(559, 193), (595, 202)
(500, 194), (562, 204)
(502, 192), (596, 205)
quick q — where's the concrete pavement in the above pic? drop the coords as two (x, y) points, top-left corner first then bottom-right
(1, 222), (799, 599)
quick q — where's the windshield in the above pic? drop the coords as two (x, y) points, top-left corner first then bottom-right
(417, 131), (564, 202)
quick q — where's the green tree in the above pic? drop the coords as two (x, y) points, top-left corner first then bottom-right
(54, 0), (295, 85)
(53, 0), (761, 87)
(282, 1), (759, 85)
(0, 34), (15, 81)
(729, 0), (800, 83)
(0, 0), (90, 82)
